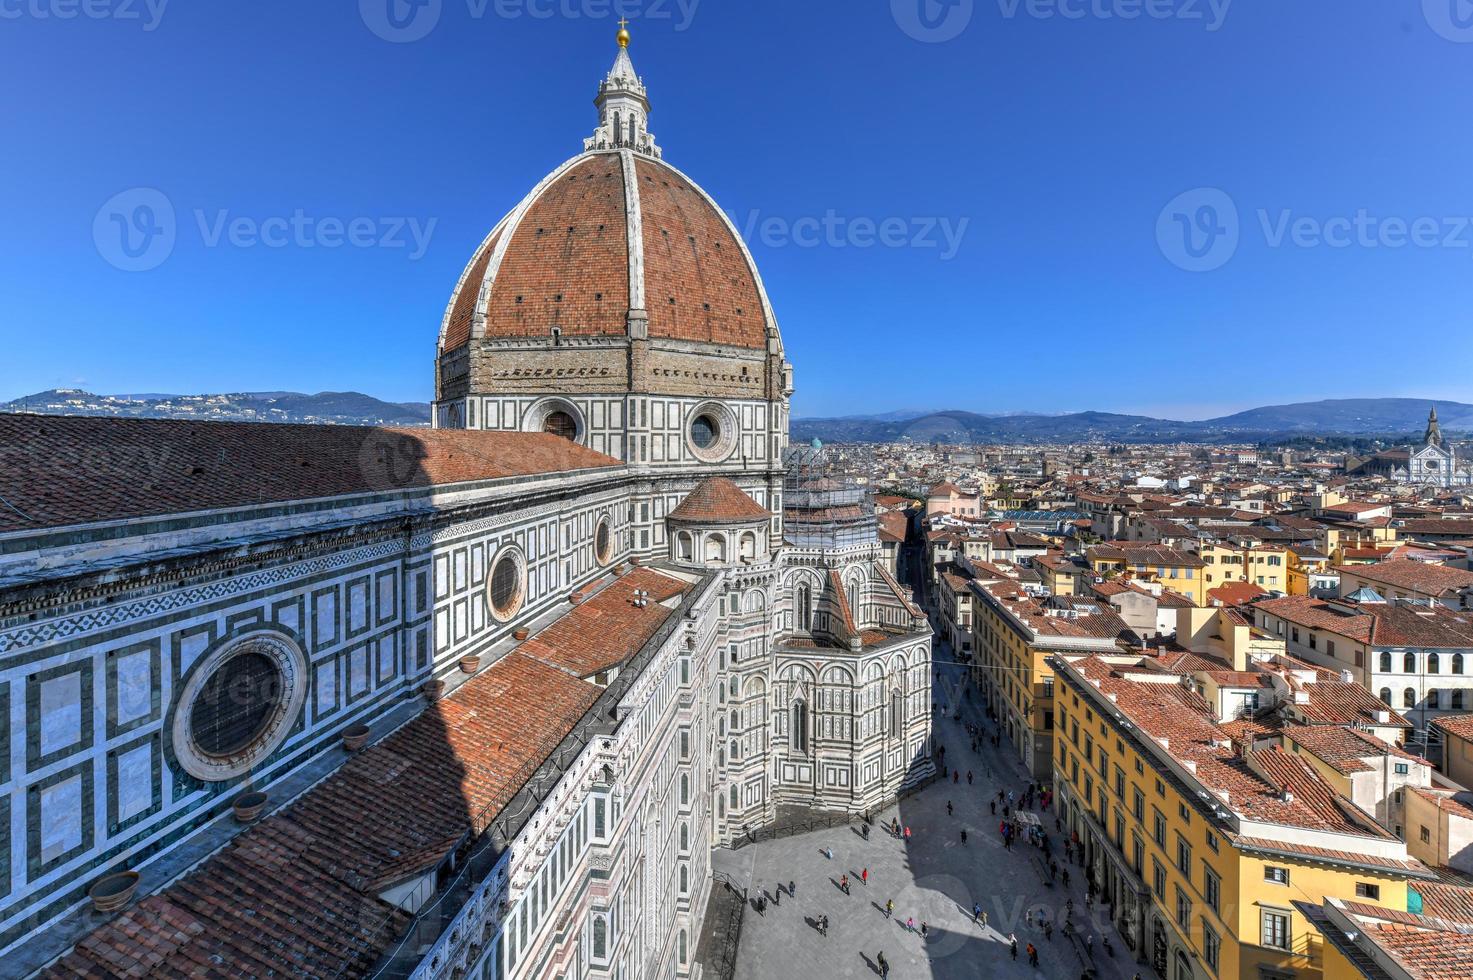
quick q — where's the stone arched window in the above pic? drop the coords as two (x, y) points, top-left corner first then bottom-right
(791, 699), (809, 754)
(1430, 653), (1442, 674)
(677, 531), (694, 561)
(1379, 687), (1393, 706)
(1380, 652), (1392, 673)
(706, 534), (728, 565)
(1455, 690), (1467, 710)
(1455, 654), (1466, 675)
(740, 532), (757, 561)
(1404, 687), (1417, 708)
(796, 583), (812, 632)
(1405, 652), (1417, 673)
(1429, 689), (1442, 710)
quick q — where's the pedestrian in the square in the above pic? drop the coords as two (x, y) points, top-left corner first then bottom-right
(877, 951), (889, 978)
(967, 770), (973, 784)
(960, 828), (968, 845)
(885, 898), (894, 918)
(972, 902), (982, 924)
(921, 920), (929, 938)
(789, 879), (796, 897)
(861, 867), (869, 886)
(1010, 934), (1019, 960)
(947, 800), (954, 816)
(906, 916), (915, 933)
(990, 799), (996, 815)
(1044, 921), (1053, 941)
(1027, 942), (1039, 966)
(840, 874), (849, 894)
(773, 886), (780, 907)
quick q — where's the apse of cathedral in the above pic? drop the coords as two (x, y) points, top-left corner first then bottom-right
(0, 30), (933, 979)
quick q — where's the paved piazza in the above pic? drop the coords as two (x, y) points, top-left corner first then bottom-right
(718, 646), (1141, 980)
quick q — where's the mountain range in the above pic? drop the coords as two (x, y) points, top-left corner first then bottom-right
(794, 399), (1473, 445)
(1, 390), (431, 426)
(4, 392), (1466, 444)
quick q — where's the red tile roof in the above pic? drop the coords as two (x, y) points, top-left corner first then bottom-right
(667, 477), (770, 523)
(441, 154), (770, 353)
(0, 416), (621, 534)
(43, 568), (689, 978)
(45, 649), (601, 978)
(1340, 559), (1473, 596)
(518, 568), (690, 677)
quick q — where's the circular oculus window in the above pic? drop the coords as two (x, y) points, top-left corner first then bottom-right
(488, 547), (527, 622)
(595, 518), (614, 565)
(172, 632), (307, 782)
(686, 403), (738, 462)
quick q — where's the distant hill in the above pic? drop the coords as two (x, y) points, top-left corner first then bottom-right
(793, 398), (1473, 445)
(1, 389), (431, 427)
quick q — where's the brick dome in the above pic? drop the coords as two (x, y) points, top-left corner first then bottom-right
(438, 150), (780, 356)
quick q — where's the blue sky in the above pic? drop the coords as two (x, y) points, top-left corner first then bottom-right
(3, 0), (1471, 419)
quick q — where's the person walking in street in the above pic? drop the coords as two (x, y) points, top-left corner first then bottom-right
(990, 799), (996, 815)
(1044, 920), (1053, 941)
(819, 914), (829, 937)
(840, 874), (850, 895)
(1062, 868), (1070, 888)
(1009, 934), (1019, 960)
(972, 902), (982, 924)
(960, 828), (968, 845)
(861, 867), (869, 886)
(967, 770), (974, 784)
(877, 952), (889, 978)
(904, 825), (912, 842)
(946, 800), (954, 816)
(789, 879), (796, 897)
(885, 898), (894, 918)
(1027, 942), (1038, 967)
(906, 916), (915, 933)
(772, 886), (780, 907)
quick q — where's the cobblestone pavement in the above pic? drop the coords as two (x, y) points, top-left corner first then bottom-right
(717, 642), (1143, 980)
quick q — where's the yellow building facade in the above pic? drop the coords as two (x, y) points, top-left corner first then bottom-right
(1051, 657), (1429, 980)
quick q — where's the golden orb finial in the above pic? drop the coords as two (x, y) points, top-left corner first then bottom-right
(617, 17), (630, 48)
